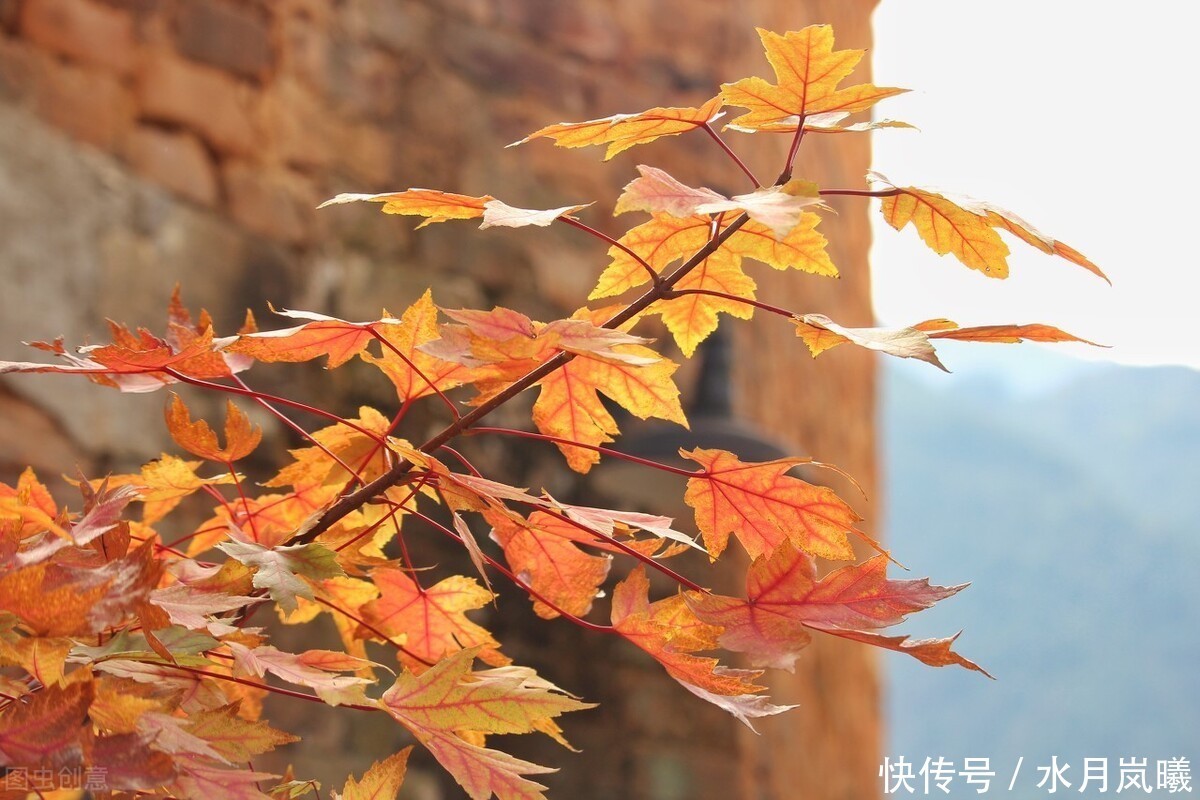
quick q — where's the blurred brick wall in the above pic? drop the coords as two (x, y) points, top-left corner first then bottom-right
(0, 1), (882, 797)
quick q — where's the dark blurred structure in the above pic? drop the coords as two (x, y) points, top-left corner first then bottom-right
(0, 1), (882, 797)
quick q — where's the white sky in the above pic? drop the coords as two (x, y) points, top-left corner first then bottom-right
(870, 1), (1199, 370)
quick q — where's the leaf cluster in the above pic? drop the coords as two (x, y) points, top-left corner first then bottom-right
(0, 24), (1104, 799)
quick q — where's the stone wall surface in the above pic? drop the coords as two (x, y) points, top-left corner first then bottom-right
(0, 1), (883, 798)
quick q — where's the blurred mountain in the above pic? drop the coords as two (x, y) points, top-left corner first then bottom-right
(881, 354), (1200, 787)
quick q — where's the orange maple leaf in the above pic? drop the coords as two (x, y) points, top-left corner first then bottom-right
(361, 569), (507, 672)
(681, 447), (862, 561)
(360, 290), (472, 404)
(721, 26), (906, 130)
(511, 96), (724, 160)
(166, 395), (262, 463)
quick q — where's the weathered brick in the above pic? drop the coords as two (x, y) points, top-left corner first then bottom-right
(355, 0), (434, 55)
(175, 0), (272, 81)
(122, 125), (219, 206)
(7, 45), (136, 149)
(258, 77), (336, 171)
(19, 0), (137, 75)
(279, 12), (330, 95)
(223, 161), (319, 245)
(136, 49), (258, 156)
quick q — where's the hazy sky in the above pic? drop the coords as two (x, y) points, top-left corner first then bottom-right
(870, 2), (1197, 370)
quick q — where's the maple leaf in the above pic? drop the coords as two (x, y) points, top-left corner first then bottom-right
(613, 165), (727, 218)
(510, 95), (724, 160)
(166, 395), (262, 463)
(217, 540), (344, 613)
(149, 583), (260, 630)
(0, 467), (63, 539)
(222, 309), (393, 369)
(171, 754), (279, 800)
(688, 542), (965, 670)
(489, 512), (612, 619)
(102, 454), (235, 525)
(727, 110), (915, 135)
(793, 313), (1099, 369)
(872, 172), (1106, 280)
(591, 212), (833, 354)
(229, 643), (375, 706)
(15, 482), (140, 566)
(360, 290), (471, 404)
(616, 165), (826, 239)
(183, 703), (300, 762)
(0, 677), (92, 765)
(817, 628), (992, 678)
(0, 635), (74, 687)
(721, 26), (906, 130)
(338, 747), (411, 800)
(479, 200), (592, 229)
(610, 569), (795, 730)
(532, 317), (687, 473)
(361, 569), (507, 671)
(695, 181), (828, 239)
(380, 648), (592, 800)
(681, 448), (863, 561)
(319, 188), (492, 226)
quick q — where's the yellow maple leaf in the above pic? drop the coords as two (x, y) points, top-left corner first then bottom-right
(722, 26), (906, 130)
(510, 96), (724, 160)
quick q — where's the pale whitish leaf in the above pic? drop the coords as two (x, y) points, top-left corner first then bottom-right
(479, 200), (592, 229)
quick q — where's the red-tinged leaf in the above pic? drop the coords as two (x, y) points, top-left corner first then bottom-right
(490, 513), (612, 619)
(609, 570), (791, 729)
(689, 543), (965, 670)
(380, 649), (591, 800)
(339, 747), (412, 800)
(166, 395), (262, 463)
(183, 703), (300, 762)
(361, 290), (471, 404)
(479, 200), (592, 229)
(171, 754), (279, 800)
(614, 165), (726, 218)
(149, 583), (260, 630)
(0, 327), (230, 393)
(925, 321), (1101, 346)
(510, 95), (724, 160)
(695, 181), (827, 239)
(0, 677), (92, 765)
(138, 711), (231, 762)
(681, 448), (862, 561)
(15, 483), (140, 566)
(361, 569), (508, 672)
(815, 627), (993, 678)
(222, 310), (387, 369)
(89, 730), (178, 791)
(229, 643), (375, 706)
(721, 26), (906, 130)
(217, 540), (344, 613)
(318, 188), (492, 227)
